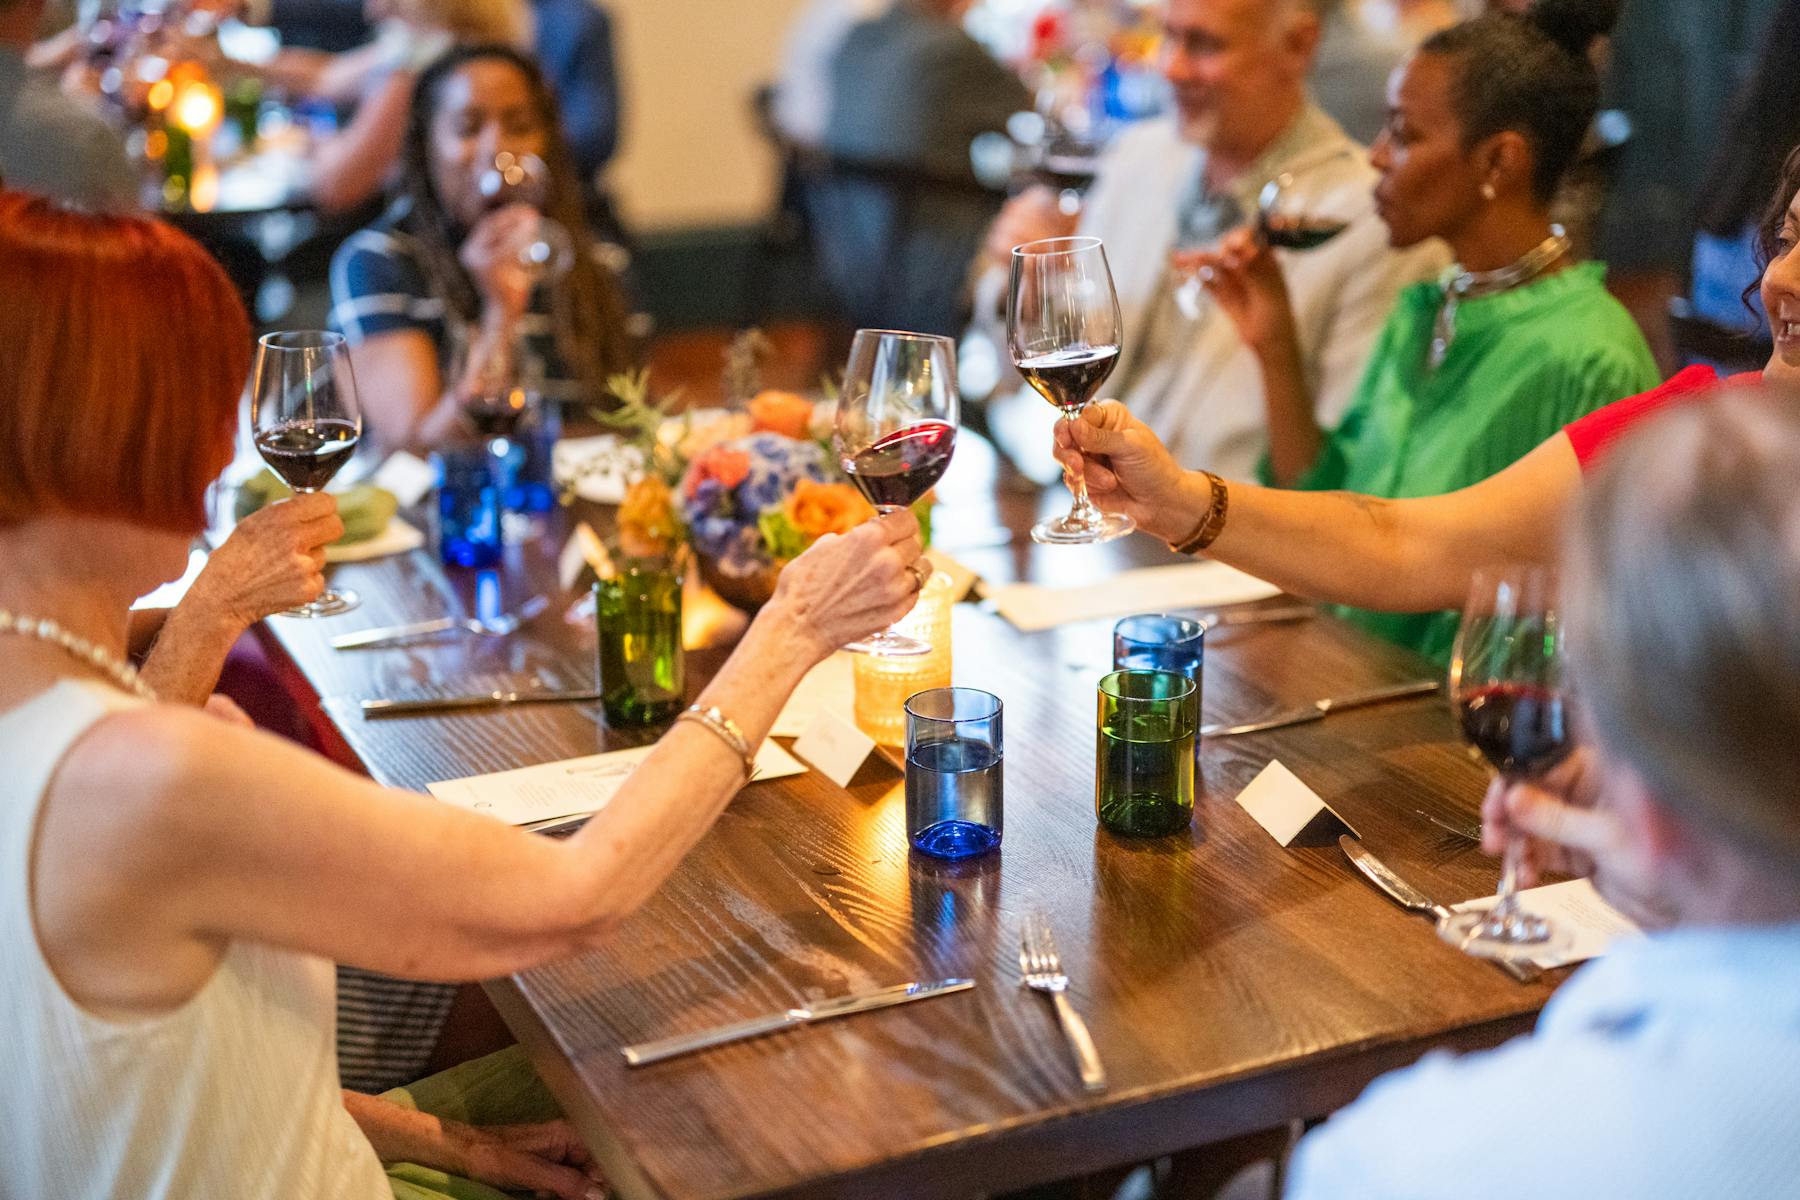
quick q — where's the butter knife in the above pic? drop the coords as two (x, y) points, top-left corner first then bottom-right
(1338, 835), (1540, 984)
(621, 978), (975, 1067)
(1200, 679), (1441, 738)
(361, 689), (604, 717)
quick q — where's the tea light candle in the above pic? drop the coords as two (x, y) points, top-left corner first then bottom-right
(853, 570), (955, 746)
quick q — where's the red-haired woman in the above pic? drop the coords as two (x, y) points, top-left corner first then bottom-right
(0, 190), (927, 1198)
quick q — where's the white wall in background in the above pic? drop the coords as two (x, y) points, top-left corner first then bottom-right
(607, 0), (808, 233)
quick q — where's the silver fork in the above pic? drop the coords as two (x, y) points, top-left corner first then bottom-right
(1019, 913), (1107, 1094)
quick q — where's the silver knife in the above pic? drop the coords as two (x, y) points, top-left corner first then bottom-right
(1201, 679), (1441, 738)
(1337, 835), (1540, 984)
(331, 616), (459, 649)
(1203, 604), (1316, 630)
(361, 689), (604, 717)
(621, 978), (975, 1067)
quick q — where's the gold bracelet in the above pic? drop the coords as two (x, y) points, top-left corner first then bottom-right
(676, 704), (758, 782)
(1169, 472), (1230, 556)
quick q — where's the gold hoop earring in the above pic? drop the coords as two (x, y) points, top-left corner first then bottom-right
(1481, 182), (1498, 201)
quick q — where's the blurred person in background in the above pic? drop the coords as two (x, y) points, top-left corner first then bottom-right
(772, 0), (886, 148)
(973, 0), (1443, 480)
(0, 0), (137, 208)
(811, 0), (1028, 335)
(1310, 0), (1461, 144)
(1182, 0), (1652, 664)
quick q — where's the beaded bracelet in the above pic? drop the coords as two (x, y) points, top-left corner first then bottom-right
(1168, 472), (1230, 556)
(676, 704), (758, 782)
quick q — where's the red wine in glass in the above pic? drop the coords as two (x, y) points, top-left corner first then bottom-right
(255, 418), (360, 492)
(843, 420), (956, 509)
(463, 390), (529, 439)
(1258, 213), (1351, 251)
(1457, 683), (1572, 778)
(1017, 345), (1120, 415)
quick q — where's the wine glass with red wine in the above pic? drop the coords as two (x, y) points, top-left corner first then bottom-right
(1008, 236), (1132, 545)
(1438, 565), (1573, 963)
(1255, 172), (1352, 251)
(250, 330), (363, 618)
(834, 329), (959, 657)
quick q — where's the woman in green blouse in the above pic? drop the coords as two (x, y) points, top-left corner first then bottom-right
(1183, 0), (1656, 663)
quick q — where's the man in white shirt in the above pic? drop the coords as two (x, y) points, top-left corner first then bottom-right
(976, 0), (1444, 479)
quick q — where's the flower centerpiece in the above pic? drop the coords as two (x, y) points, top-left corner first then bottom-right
(589, 365), (883, 612)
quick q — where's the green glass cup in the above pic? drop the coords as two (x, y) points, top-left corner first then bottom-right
(1095, 669), (1197, 837)
(594, 559), (684, 727)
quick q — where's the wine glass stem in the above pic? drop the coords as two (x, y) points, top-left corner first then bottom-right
(1492, 826), (1526, 921)
(1062, 410), (1099, 519)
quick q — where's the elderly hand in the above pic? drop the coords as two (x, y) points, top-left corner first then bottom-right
(451, 1118), (606, 1200)
(984, 186), (1080, 269)
(1171, 226), (1298, 356)
(191, 493), (344, 630)
(1051, 400), (1191, 542)
(763, 509), (925, 662)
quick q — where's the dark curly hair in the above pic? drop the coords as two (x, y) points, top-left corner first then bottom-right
(400, 43), (632, 404)
(1419, 0), (1622, 205)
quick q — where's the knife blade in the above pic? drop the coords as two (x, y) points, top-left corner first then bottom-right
(1338, 835), (1540, 983)
(331, 617), (459, 649)
(361, 689), (604, 717)
(621, 978), (975, 1067)
(1200, 679), (1441, 738)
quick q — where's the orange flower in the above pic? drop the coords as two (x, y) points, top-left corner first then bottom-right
(748, 390), (815, 440)
(785, 479), (875, 539)
(618, 476), (681, 557)
(683, 445), (753, 499)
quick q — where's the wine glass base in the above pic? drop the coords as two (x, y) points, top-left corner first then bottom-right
(1031, 511), (1136, 546)
(1438, 907), (1568, 965)
(844, 632), (931, 657)
(275, 588), (361, 619)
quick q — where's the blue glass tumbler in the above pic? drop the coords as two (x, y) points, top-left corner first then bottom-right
(904, 688), (1003, 860)
(434, 444), (503, 568)
(1112, 613), (1205, 681)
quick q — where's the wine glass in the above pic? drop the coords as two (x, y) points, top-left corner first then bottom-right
(1008, 236), (1132, 545)
(1438, 565), (1573, 963)
(834, 329), (960, 657)
(1171, 167), (1353, 319)
(250, 330), (363, 618)
(477, 151), (575, 284)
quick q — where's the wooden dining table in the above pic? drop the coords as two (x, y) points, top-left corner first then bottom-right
(258, 436), (1561, 1199)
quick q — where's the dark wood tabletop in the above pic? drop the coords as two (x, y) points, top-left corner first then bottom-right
(259, 438), (1557, 1200)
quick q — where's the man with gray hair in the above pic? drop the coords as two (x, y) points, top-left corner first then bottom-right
(977, 0), (1443, 479)
(0, 0), (137, 208)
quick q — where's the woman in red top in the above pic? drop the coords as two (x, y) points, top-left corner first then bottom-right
(1051, 146), (1800, 615)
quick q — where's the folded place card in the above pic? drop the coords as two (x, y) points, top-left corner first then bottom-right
(427, 739), (807, 829)
(792, 709), (881, 788)
(1453, 878), (1643, 969)
(1235, 760), (1361, 847)
(772, 653), (856, 739)
(985, 561), (1282, 632)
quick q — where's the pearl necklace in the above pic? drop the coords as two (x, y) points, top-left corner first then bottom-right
(0, 610), (157, 701)
(1428, 225), (1572, 371)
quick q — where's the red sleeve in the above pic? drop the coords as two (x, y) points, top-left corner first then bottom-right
(1564, 366), (1760, 470)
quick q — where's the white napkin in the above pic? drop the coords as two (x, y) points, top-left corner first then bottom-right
(552, 434), (643, 504)
(985, 561), (1282, 632)
(1452, 878), (1643, 969)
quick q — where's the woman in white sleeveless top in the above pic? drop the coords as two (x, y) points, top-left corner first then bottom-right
(0, 191), (928, 1198)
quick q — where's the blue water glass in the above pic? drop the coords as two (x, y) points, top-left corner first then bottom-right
(505, 393), (561, 514)
(904, 688), (1003, 860)
(1112, 613), (1205, 680)
(434, 444), (503, 568)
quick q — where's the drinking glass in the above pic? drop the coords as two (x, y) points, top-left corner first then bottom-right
(1112, 613), (1205, 681)
(1438, 565), (1573, 963)
(250, 330), (362, 617)
(478, 151), (575, 284)
(433, 443), (503, 568)
(1008, 236), (1132, 545)
(835, 329), (960, 657)
(1172, 165), (1353, 319)
(1095, 669), (1196, 837)
(594, 556), (685, 727)
(904, 688), (1003, 860)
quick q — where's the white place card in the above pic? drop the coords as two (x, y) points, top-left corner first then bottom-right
(427, 739), (806, 828)
(557, 522), (613, 591)
(372, 451), (438, 507)
(772, 653), (856, 738)
(792, 709), (880, 788)
(1453, 878), (1643, 969)
(985, 561), (1281, 632)
(1235, 760), (1361, 847)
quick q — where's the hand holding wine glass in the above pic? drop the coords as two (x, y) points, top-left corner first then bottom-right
(1440, 565), (1573, 962)
(250, 330), (363, 618)
(833, 329), (959, 657)
(1008, 236), (1131, 545)
(477, 152), (574, 285)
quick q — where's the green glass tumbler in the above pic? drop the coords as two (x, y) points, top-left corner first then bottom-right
(594, 559), (684, 727)
(1095, 669), (1197, 837)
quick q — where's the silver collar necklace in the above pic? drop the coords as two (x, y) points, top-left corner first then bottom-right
(1428, 224), (1571, 371)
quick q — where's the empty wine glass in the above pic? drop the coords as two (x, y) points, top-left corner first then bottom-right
(835, 329), (960, 657)
(1439, 565), (1573, 963)
(1008, 236), (1132, 545)
(477, 151), (574, 284)
(250, 330), (363, 617)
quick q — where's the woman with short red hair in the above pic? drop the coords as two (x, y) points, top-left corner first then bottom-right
(0, 191), (928, 1198)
